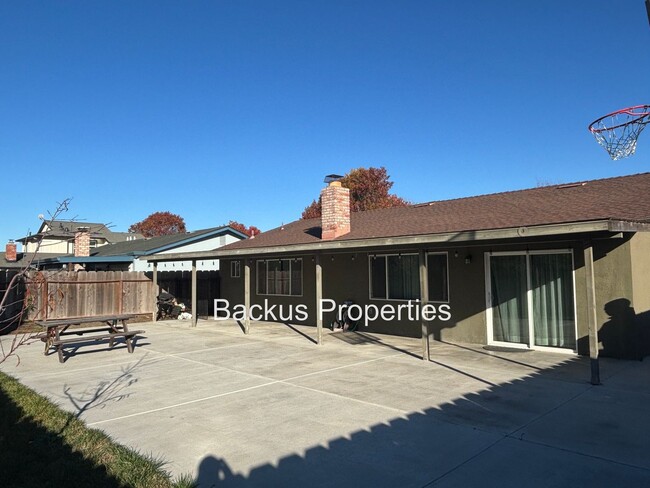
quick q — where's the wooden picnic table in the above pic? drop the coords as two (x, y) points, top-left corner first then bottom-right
(36, 314), (144, 363)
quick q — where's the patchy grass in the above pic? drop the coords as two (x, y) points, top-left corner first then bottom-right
(0, 371), (195, 488)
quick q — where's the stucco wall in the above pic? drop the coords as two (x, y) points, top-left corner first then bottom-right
(630, 232), (650, 359)
(220, 258), (245, 316)
(631, 232), (650, 314)
(583, 236), (635, 358)
(219, 234), (646, 358)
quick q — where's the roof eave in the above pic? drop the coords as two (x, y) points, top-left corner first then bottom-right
(143, 226), (247, 254)
(56, 256), (135, 263)
(143, 219), (636, 262)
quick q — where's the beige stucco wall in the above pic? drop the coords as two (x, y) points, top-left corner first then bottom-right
(627, 232), (650, 358)
(630, 232), (650, 314)
(24, 239), (70, 254)
(23, 237), (109, 254)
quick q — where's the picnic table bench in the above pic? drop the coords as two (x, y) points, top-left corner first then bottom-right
(35, 314), (144, 363)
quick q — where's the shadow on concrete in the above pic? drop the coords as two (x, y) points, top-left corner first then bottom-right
(282, 322), (317, 344)
(192, 346), (650, 487)
(441, 340), (544, 372)
(63, 357), (143, 420)
(329, 330), (421, 360)
(235, 320), (247, 334)
(52, 336), (148, 363)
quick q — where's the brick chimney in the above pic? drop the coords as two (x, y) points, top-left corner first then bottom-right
(5, 240), (17, 262)
(74, 227), (91, 257)
(321, 177), (350, 240)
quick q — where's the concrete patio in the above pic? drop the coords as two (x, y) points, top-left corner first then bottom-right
(2, 319), (650, 487)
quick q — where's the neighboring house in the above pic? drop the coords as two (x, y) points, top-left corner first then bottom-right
(1, 240), (66, 271)
(42, 226), (247, 271)
(146, 172), (650, 360)
(17, 220), (142, 256)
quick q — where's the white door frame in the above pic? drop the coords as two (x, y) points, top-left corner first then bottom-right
(485, 249), (578, 354)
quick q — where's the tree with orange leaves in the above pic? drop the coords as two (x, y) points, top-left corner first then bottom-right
(301, 166), (409, 219)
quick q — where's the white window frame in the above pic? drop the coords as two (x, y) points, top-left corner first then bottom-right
(485, 249), (578, 354)
(256, 258), (303, 297)
(231, 260), (241, 278)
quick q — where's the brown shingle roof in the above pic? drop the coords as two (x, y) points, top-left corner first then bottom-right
(224, 172), (650, 250)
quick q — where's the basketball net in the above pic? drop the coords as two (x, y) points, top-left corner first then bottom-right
(588, 105), (650, 160)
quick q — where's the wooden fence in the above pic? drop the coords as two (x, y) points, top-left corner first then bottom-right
(14, 270), (221, 323)
(24, 271), (156, 321)
(0, 270), (24, 331)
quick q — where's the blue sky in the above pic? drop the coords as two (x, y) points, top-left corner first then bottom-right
(2, 1), (649, 245)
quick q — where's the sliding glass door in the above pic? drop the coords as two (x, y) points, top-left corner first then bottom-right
(487, 251), (576, 351)
(490, 255), (529, 345)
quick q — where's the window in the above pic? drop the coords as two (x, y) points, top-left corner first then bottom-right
(370, 252), (449, 301)
(231, 260), (241, 278)
(370, 254), (420, 300)
(257, 258), (302, 296)
(427, 253), (449, 302)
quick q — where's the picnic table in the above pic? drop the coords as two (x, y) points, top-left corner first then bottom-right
(36, 314), (144, 363)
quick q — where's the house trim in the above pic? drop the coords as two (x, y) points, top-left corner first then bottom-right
(143, 219), (641, 262)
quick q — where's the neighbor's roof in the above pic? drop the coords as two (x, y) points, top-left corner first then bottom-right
(53, 226), (247, 263)
(226, 172), (650, 249)
(0, 253), (67, 269)
(17, 221), (143, 243)
(89, 226), (245, 257)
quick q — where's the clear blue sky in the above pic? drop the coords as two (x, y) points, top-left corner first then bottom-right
(2, 1), (649, 245)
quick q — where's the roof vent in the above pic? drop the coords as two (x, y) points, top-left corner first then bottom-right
(556, 182), (587, 189)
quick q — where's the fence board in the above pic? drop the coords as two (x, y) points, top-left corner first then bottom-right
(22, 271), (155, 320)
(2, 269), (221, 323)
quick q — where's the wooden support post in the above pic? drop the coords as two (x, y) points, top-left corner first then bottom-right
(419, 250), (430, 361)
(191, 260), (198, 327)
(152, 262), (158, 322)
(244, 260), (250, 334)
(584, 242), (601, 385)
(315, 254), (323, 345)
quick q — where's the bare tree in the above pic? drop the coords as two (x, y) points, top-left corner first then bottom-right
(0, 198), (73, 364)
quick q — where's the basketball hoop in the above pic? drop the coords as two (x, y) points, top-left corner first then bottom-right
(588, 105), (650, 160)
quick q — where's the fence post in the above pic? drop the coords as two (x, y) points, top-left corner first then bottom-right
(41, 276), (48, 321)
(118, 275), (124, 314)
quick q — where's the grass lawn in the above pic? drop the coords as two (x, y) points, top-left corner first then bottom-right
(0, 371), (195, 488)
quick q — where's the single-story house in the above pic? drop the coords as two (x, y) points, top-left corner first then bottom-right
(145, 172), (650, 363)
(38, 226), (247, 272)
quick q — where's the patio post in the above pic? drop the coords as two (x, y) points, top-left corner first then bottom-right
(584, 241), (601, 385)
(244, 260), (251, 334)
(419, 250), (430, 361)
(315, 254), (323, 345)
(191, 259), (198, 327)
(152, 261), (158, 322)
